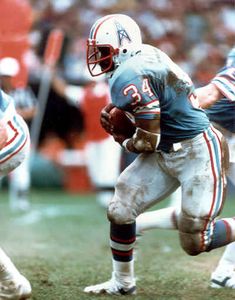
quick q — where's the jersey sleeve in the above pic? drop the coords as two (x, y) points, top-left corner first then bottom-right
(110, 70), (161, 120)
(211, 67), (235, 101)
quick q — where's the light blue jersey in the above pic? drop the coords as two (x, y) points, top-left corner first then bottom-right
(109, 44), (209, 151)
(207, 48), (235, 133)
(211, 66), (235, 102)
(206, 99), (235, 133)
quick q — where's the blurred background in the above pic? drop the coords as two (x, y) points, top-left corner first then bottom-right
(0, 0), (234, 195)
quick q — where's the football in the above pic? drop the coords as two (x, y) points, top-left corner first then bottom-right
(109, 107), (136, 137)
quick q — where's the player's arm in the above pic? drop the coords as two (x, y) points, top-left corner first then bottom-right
(197, 65), (235, 108)
(100, 105), (160, 153)
(105, 69), (161, 153)
(196, 83), (223, 109)
(121, 118), (160, 153)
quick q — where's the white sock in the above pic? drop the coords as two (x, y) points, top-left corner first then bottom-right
(214, 242), (235, 275)
(136, 206), (178, 234)
(112, 259), (135, 287)
(169, 187), (182, 207)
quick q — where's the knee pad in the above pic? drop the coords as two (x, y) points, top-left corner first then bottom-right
(178, 210), (211, 256)
(107, 201), (135, 224)
(107, 180), (137, 224)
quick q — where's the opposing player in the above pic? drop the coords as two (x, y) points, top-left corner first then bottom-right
(84, 14), (233, 295)
(207, 47), (235, 288)
(136, 46), (235, 288)
(0, 88), (31, 298)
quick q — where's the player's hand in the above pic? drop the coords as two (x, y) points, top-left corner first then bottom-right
(0, 121), (8, 150)
(112, 133), (128, 145)
(100, 103), (115, 134)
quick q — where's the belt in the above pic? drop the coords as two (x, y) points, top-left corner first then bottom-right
(159, 132), (205, 153)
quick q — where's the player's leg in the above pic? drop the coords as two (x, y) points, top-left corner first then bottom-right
(227, 133), (235, 186)
(0, 247), (31, 299)
(136, 206), (179, 235)
(169, 186), (181, 207)
(9, 152), (31, 212)
(0, 111), (31, 298)
(136, 186), (181, 235)
(84, 152), (178, 295)
(210, 135), (235, 288)
(177, 126), (235, 255)
(210, 242), (235, 288)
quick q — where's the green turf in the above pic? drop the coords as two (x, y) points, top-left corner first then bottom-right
(0, 188), (235, 299)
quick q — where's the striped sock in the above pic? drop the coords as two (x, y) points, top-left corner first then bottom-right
(110, 222), (136, 287)
(207, 218), (235, 251)
(110, 222), (136, 262)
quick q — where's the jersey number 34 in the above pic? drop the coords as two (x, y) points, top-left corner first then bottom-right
(123, 78), (154, 105)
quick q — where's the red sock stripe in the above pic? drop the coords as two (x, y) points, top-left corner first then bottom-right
(111, 249), (133, 257)
(222, 219), (232, 242)
(110, 236), (136, 244)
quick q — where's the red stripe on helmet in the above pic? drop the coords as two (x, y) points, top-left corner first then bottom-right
(93, 15), (114, 40)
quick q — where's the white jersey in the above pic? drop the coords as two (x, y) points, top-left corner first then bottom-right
(0, 90), (30, 176)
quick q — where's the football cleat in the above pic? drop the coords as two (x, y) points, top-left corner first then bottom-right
(84, 275), (136, 295)
(210, 270), (235, 289)
(0, 274), (32, 300)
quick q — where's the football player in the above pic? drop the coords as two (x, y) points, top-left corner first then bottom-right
(136, 46), (235, 289)
(84, 14), (234, 295)
(207, 47), (235, 287)
(0, 57), (38, 212)
(0, 88), (31, 299)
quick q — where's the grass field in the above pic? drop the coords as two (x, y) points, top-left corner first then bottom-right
(0, 188), (235, 300)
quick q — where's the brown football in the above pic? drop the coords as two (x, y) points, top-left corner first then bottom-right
(109, 107), (136, 137)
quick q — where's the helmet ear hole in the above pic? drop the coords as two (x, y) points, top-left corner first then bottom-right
(123, 49), (127, 54)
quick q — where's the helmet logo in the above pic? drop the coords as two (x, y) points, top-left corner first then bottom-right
(114, 20), (131, 46)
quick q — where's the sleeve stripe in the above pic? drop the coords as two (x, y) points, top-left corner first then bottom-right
(135, 110), (160, 115)
(212, 79), (235, 101)
(213, 76), (235, 89)
(140, 98), (159, 107)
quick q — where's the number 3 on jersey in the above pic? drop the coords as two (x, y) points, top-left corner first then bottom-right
(123, 78), (153, 105)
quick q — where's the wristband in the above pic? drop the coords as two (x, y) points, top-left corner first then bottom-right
(122, 138), (131, 152)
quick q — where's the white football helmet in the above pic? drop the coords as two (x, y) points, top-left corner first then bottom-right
(87, 14), (142, 76)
